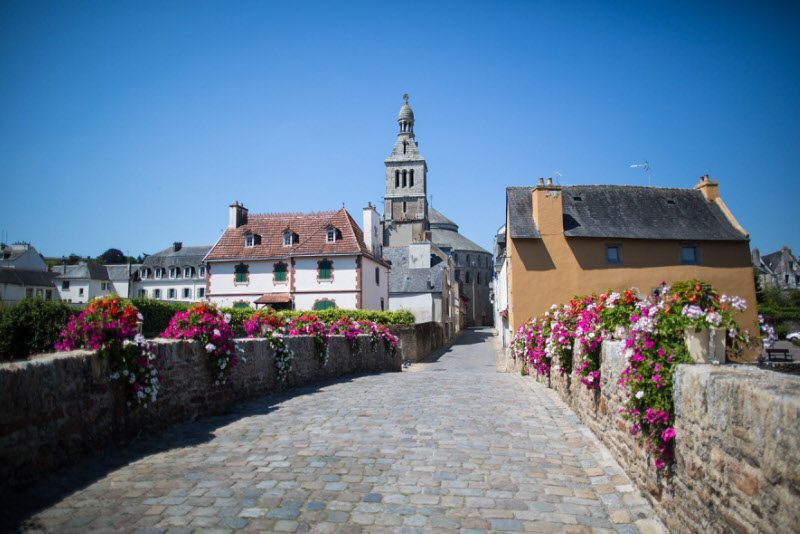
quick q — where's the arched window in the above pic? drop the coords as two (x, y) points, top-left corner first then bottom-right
(313, 299), (336, 311)
(234, 263), (249, 284)
(274, 262), (287, 283)
(466, 254), (471, 266)
(395, 170), (400, 188)
(402, 170), (407, 187)
(402, 201), (407, 213)
(477, 272), (482, 285)
(318, 259), (333, 280)
(409, 169), (414, 187)
(375, 267), (380, 284)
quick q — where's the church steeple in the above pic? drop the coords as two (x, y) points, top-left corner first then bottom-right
(383, 94), (429, 246)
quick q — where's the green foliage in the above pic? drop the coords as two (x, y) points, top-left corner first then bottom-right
(130, 299), (189, 338)
(219, 307), (415, 336)
(0, 299), (77, 361)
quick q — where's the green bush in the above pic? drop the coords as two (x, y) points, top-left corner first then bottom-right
(131, 299), (189, 338)
(0, 299), (78, 361)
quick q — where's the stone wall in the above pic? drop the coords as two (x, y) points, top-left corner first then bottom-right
(509, 341), (800, 533)
(390, 321), (446, 363)
(0, 335), (400, 488)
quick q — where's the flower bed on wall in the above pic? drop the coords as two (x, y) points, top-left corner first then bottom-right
(512, 279), (751, 472)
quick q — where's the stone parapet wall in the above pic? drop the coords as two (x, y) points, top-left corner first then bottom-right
(390, 322), (446, 363)
(509, 341), (800, 533)
(0, 335), (400, 489)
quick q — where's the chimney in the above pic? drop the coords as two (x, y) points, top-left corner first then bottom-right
(173, 242), (182, 252)
(228, 202), (248, 229)
(694, 174), (719, 202)
(532, 180), (563, 235)
(362, 203), (382, 258)
(752, 248), (760, 265)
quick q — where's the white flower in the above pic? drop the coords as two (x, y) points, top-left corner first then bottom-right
(635, 390), (644, 399)
(134, 333), (146, 344)
(205, 343), (216, 353)
(223, 313), (231, 323)
(110, 372), (120, 380)
(213, 329), (221, 337)
(137, 312), (144, 321)
(220, 360), (227, 369)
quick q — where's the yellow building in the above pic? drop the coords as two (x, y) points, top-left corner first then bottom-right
(505, 175), (758, 356)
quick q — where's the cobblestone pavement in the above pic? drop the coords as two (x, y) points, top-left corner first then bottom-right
(6, 328), (664, 533)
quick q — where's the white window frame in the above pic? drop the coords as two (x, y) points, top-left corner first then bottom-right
(199, 266), (206, 277)
(184, 266), (193, 278)
(283, 232), (292, 246)
(182, 287), (191, 299)
(168, 288), (176, 299)
(326, 228), (336, 243)
(169, 267), (179, 279)
(197, 287), (205, 298)
(245, 234), (255, 248)
(155, 268), (163, 279)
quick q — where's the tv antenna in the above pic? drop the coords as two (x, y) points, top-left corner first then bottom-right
(629, 161), (652, 187)
(552, 171), (562, 185)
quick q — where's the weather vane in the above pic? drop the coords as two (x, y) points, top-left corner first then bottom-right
(403, 93), (409, 103)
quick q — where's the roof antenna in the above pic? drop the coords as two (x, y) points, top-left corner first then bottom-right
(552, 171), (562, 185)
(629, 161), (652, 187)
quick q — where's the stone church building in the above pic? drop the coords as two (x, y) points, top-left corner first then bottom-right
(383, 96), (493, 326)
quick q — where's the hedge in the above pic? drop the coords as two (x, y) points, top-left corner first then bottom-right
(0, 299), (77, 361)
(130, 299), (189, 338)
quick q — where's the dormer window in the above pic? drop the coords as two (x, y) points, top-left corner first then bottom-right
(169, 267), (179, 279)
(155, 268), (164, 279)
(184, 266), (194, 278)
(326, 228), (336, 243)
(141, 268), (151, 279)
(244, 233), (261, 248)
(283, 230), (298, 246)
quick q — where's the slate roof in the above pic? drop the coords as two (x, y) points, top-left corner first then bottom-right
(52, 263), (110, 281)
(105, 264), (142, 281)
(506, 187), (540, 239)
(506, 185), (747, 241)
(426, 208), (491, 254)
(383, 247), (446, 293)
(0, 268), (57, 287)
(142, 246), (211, 269)
(428, 207), (459, 231)
(761, 248), (799, 275)
(206, 208), (382, 263)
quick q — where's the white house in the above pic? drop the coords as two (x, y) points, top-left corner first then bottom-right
(0, 268), (58, 304)
(52, 263), (114, 304)
(0, 242), (48, 271)
(204, 202), (389, 311)
(384, 242), (455, 336)
(492, 224), (511, 347)
(133, 243), (210, 302)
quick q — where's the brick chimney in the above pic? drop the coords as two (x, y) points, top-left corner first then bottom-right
(694, 174), (719, 202)
(362, 202), (382, 258)
(228, 202), (248, 229)
(532, 178), (563, 235)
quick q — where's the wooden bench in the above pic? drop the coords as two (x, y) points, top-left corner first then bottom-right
(766, 348), (793, 362)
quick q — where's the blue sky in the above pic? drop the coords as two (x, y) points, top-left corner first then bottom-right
(1, 1), (798, 258)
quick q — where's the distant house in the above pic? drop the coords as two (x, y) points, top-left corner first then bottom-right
(505, 175), (758, 337)
(384, 242), (455, 336)
(52, 263), (114, 304)
(0, 268), (57, 304)
(204, 202), (389, 311)
(0, 242), (48, 271)
(106, 263), (142, 298)
(492, 224), (510, 347)
(133, 243), (210, 302)
(753, 246), (800, 290)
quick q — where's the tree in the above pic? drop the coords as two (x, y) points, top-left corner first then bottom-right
(98, 248), (126, 264)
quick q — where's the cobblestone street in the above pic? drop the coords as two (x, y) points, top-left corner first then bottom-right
(5, 328), (663, 533)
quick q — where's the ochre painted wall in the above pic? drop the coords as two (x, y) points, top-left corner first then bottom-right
(508, 234), (759, 358)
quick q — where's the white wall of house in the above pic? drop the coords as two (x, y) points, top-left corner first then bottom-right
(207, 260), (288, 308)
(56, 280), (109, 303)
(389, 292), (435, 323)
(493, 257), (510, 347)
(0, 283), (57, 304)
(294, 291), (358, 311)
(294, 256), (357, 291)
(110, 280), (131, 298)
(133, 276), (207, 302)
(362, 257), (389, 311)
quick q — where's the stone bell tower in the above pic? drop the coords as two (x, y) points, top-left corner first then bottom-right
(383, 94), (429, 247)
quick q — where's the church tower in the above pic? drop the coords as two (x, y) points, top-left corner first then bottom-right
(383, 94), (429, 247)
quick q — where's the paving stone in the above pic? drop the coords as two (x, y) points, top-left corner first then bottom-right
(5, 328), (661, 533)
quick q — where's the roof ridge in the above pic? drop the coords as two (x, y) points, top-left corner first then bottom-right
(249, 210), (339, 218)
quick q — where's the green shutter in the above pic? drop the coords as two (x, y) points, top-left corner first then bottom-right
(313, 300), (335, 311)
(274, 263), (287, 282)
(319, 260), (332, 280)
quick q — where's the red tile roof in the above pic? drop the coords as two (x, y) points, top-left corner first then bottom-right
(206, 208), (375, 261)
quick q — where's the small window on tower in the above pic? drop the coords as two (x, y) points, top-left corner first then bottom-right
(409, 169), (414, 187)
(402, 170), (407, 187)
(395, 170), (400, 188)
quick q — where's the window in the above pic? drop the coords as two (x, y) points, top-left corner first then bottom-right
(606, 245), (622, 265)
(45, 289), (52, 300)
(313, 299), (336, 311)
(154, 289), (162, 298)
(138, 289), (146, 298)
(380, 297), (385, 311)
(199, 266), (206, 277)
(466, 272), (471, 284)
(402, 201), (407, 213)
(375, 267), (380, 285)
(62, 281), (70, 290)
(36, 288), (43, 298)
(244, 233), (261, 247)
(155, 268), (163, 279)
(79, 288), (85, 296)
(395, 170), (400, 188)
(26, 288), (33, 299)
(141, 268), (150, 279)
(182, 288), (191, 299)
(326, 228), (336, 243)
(101, 282), (110, 291)
(184, 267), (193, 278)
(455, 269), (461, 282)
(477, 273), (482, 285)
(402, 170), (407, 187)
(318, 259), (333, 280)
(409, 169), (414, 187)
(235, 263), (249, 284)
(680, 245), (698, 265)
(274, 262), (288, 282)
(168, 288), (176, 299)
(467, 255), (471, 266)
(197, 288), (205, 298)
(454, 253), (459, 264)
(283, 231), (298, 246)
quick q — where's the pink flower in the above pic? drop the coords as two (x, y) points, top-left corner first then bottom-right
(661, 427), (676, 442)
